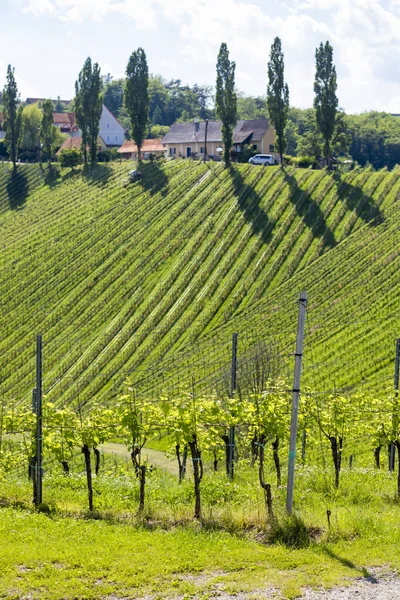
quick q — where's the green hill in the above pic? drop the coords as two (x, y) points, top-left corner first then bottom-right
(1, 159), (398, 405)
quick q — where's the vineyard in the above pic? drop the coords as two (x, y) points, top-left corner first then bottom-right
(1, 160), (399, 408)
(2, 159), (400, 598)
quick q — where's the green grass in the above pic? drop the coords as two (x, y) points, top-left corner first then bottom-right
(1, 456), (400, 599)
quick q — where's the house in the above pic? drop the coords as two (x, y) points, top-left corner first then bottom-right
(56, 135), (107, 156)
(0, 112), (4, 141)
(99, 105), (125, 148)
(162, 119), (276, 159)
(117, 138), (166, 160)
(53, 112), (77, 134)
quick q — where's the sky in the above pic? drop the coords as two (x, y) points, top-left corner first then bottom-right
(1, 0), (400, 114)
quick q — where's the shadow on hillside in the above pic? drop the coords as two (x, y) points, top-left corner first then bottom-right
(83, 163), (113, 186)
(283, 170), (336, 249)
(44, 164), (62, 189)
(228, 166), (274, 244)
(332, 172), (384, 226)
(7, 168), (29, 210)
(139, 161), (169, 197)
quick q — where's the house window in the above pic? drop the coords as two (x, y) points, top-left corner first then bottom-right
(169, 147), (176, 155)
(107, 123), (110, 129)
(200, 147), (204, 154)
(115, 136), (118, 142)
(269, 144), (275, 152)
(252, 144), (258, 151)
(107, 136), (110, 142)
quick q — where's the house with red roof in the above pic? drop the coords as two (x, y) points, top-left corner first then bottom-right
(56, 135), (107, 156)
(117, 138), (166, 160)
(53, 112), (77, 133)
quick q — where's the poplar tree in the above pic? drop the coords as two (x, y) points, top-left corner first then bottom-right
(314, 41), (338, 168)
(41, 99), (56, 160)
(216, 43), (237, 166)
(267, 37), (289, 166)
(125, 48), (149, 162)
(2, 65), (23, 170)
(75, 57), (103, 165)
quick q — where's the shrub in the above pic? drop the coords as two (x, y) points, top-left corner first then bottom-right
(59, 147), (82, 169)
(284, 154), (318, 169)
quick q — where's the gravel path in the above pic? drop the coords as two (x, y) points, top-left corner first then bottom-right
(302, 567), (400, 599)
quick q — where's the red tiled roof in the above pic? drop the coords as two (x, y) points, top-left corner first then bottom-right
(117, 138), (166, 154)
(56, 137), (82, 155)
(53, 112), (76, 127)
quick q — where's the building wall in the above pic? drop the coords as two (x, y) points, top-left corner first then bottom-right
(0, 131), (5, 141)
(99, 106), (125, 147)
(164, 125), (277, 158)
(259, 127), (277, 155)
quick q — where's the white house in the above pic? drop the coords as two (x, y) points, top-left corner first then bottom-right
(99, 105), (125, 147)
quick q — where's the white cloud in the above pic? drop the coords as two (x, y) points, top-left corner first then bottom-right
(0, 60), (39, 100)
(16, 0), (400, 112)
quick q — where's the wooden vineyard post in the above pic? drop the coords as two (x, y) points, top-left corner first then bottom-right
(228, 333), (238, 480)
(286, 292), (307, 515)
(35, 335), (43, 506)
(390, 339), (400, 473)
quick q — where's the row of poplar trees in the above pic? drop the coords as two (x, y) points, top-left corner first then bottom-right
(3, 39), (338, 169)
(74, 50), (149, 165)
(217, 38), (338, 167)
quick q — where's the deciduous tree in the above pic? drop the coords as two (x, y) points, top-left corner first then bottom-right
(314, 41), (338, 167)
(125, 48), (149, 162)
(2, 65), (23, 169)
(41, 99), (57, 160)
(75, 57), (103, 165)
(216, 43), (237, 166)
(267, 37), (289, 166)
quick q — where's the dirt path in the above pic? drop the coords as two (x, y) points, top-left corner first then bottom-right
(100, 442), (178, 476)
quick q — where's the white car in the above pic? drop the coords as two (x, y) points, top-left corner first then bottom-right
(248, 154), (277, 166)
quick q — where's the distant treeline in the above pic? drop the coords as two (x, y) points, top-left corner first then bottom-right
(101, 74), (400, 170)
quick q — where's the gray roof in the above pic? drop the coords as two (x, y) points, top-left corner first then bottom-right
(162, 119), (270, 145)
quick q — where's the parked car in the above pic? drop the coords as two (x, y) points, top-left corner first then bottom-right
(248, 154), (277, 166)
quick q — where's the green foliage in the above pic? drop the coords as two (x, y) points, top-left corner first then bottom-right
(21, 103), (42, 151)
(267, 37), (289, 164)
(58, 147), (81, 168)
(216, 43), (237, 165)
(314, 41), (339, 163)
(41, 99), (57, 160)
(2, 64), (23, 168)
(125, 48), (149, 159)
(236, 94), (268, 120)
(103, 77), (124, 117)
(74, 57), (103, 164)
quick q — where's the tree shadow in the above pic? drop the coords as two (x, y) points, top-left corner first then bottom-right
(283, 169), (336, 249)
(7, 168), (29, 210)
(44, 164), (62, 189)
(321, 546), (378, 582)
(83, 163), (113, 186)
(332, 171), (384, 227)
(228, 166), (274, 244)
(139, 161), (169, 197)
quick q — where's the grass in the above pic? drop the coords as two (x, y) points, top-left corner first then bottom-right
(1, 451), (400, 598)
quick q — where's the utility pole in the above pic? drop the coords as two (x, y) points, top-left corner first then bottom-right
(35, 335), (43, 506)
(390, 338), (400, 472)
(286, 292), (307, 515)
(203, 119), (209, 163)
(228, 333), (238, 480)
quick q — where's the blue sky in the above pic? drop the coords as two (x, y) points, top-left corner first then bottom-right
(2, 0), (400, 113)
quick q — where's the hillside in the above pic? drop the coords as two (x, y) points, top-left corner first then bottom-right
(1, 160), (398, 406)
